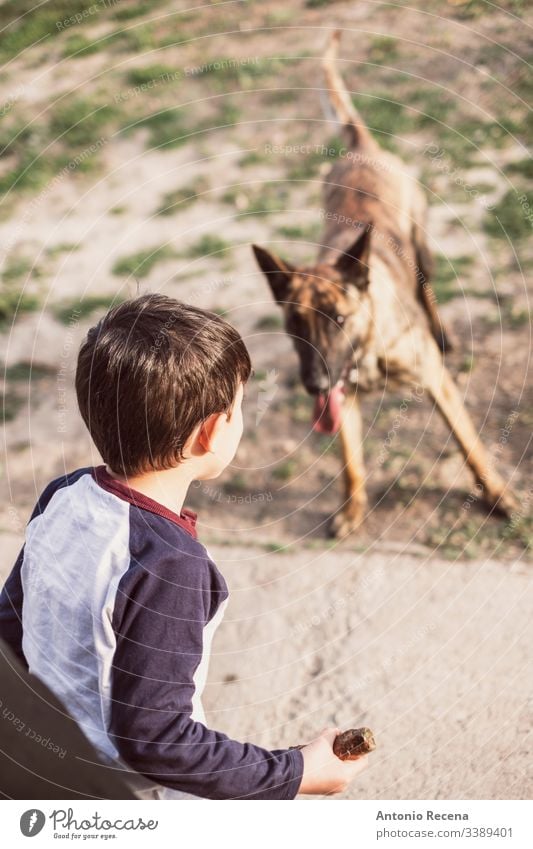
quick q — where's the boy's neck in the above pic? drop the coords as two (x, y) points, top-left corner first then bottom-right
(105, 464), (195, 517)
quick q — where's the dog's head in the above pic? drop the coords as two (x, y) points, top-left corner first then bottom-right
(252, 223), (372, 434)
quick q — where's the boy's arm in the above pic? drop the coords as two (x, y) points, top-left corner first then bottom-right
(0, 470), (89, 669)
(108, 553), (303, 800)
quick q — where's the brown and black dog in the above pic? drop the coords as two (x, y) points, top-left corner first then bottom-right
(253, 30), (516, 537)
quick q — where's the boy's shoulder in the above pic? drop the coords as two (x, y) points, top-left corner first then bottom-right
(29, 466), (93, 520)
(31, 465), (228, 609)
(33, 465), (199, 547)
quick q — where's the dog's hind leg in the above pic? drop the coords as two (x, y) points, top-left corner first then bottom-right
(329, 393), (368, 537)
(421, 342), (517, 516)
(412, 222), (453, 353)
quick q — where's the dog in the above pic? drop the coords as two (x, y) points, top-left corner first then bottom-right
(252, 30), (516, 537)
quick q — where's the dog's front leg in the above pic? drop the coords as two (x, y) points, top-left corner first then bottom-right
(329, 393), (367, 537)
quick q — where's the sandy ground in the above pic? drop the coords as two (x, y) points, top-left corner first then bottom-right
(203, 544), (533, 800)
(0, 0), (531, 800)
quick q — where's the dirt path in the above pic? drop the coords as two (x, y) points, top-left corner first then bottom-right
(203, 543), (532, 799)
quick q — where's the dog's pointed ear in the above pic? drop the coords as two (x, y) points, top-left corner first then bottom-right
(252, 245), (295, 303)
(335, 223), (372, 289)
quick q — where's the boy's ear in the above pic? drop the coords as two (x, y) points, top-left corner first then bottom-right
(252, 244), (294, 303)
(196, 412), (226, 455)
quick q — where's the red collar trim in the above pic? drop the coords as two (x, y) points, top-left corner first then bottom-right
(91, 466), (198, 539)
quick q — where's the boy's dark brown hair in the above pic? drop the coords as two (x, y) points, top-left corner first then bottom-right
(76, 294), (251, 477)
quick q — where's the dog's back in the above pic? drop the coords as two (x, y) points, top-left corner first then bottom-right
(320, 31), (429, 301)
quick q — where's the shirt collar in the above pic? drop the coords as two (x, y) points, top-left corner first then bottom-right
(91, 465), (198, 539)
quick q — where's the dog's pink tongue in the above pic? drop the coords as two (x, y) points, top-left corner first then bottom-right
(312, 384), (344, 435)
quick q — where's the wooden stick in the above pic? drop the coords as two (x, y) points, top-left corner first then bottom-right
(292, 727), (376, 760)
(333, 727), (376, 760)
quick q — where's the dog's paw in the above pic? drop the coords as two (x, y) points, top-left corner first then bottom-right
(328, 505), (366, 538)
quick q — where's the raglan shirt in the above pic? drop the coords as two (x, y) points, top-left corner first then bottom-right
(0, 467), (304, 800)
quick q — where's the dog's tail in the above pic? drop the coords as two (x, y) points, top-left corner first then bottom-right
(321, 30), (376, 150)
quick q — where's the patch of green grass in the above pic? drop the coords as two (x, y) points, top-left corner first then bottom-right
(286, 136), (343, 181)
(188, 56), (283, 91)
(0, 290), (40, 327)
(215, 101), (241, 128)
(52, 295), (124, 324)
(502, 512), (533, 549)
(0, 153), (59, 196)
(483, 190), (533, 241)
(458, 355), (475, 373)
(353, 92), (410, 151)
(49, 97), (118, 150)
(247, 183), (290, 216)
(183, 234), (230, 259)
(506, 158), (533, 180)
(422, 504), (530, 560)
(0, 120), (69, 196)
(112, 245), (175, 277)
(2, 390), (25, 423)
(107, 23), (157, 53)
(173, 268), (204, 284)
(291, 397), (311, 424)
(126, 64), (177, 86)
(45, 242), (79, 257)
(428, 126), (481, 166)
(265, 88), (296, 105)
(254, 314), (283, 330)
(0, 253), (41, 324)
(223, 182), (290, 217)
(110, 205), (127, 215)
(265, 10), (295, 25)
(272, 459), (298, 481)
(368, 35), (399, 64)
(275, 222), (321, 241)
(453, 0), (527, 19)
(264, 541), (289, 553)
(239, 150), (269, 167)
(2, 256), (34, 283)
(286, 150), (327, 181)
(432, 115), (524, 166)
(433, 254), (475, 303)
(62, 34), (101, 59)
(0, 121), (27, 158)
(490, 304), (530, 331)
(456, 116), (522, 149)
(112, 1), (163, 20)
(405, 88), (455, 129)
(4, 361), (55, 381)
(479, 288), (528, 331)
(130, 109), (188, 150)
(0, 1), (98, 61)
(222, 473), (248, 494)
(156, 176), (210, 215)
(506, 307), (529, 329)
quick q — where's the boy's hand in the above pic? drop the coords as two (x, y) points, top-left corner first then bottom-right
(298, 727), (369, 795)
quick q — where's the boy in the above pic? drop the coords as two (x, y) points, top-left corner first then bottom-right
(0, 294), (368, 799)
